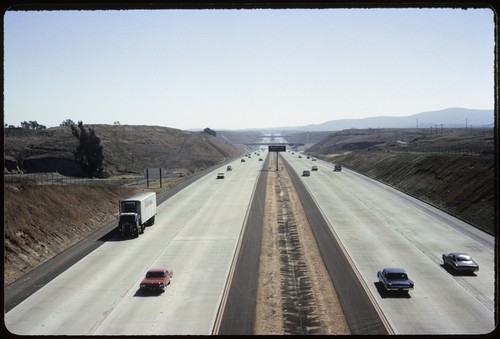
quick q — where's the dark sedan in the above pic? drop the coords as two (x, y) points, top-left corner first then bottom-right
(442, 252), (479, 273)
(377, 268), (414, 293)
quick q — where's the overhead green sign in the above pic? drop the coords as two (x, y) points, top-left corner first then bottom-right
(268, 145), (286, 152)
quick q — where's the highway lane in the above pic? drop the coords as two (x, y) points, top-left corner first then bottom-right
(282, 151), (495, 335)
(5, 153), (266, 335)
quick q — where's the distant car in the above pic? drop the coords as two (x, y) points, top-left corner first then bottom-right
(140, 268), (173, 292)
(312, 158), (317, 161)
(259, 158), (263, 161)
(298, 155), (302, 158)
(216, 172), (225, 179)
(226, 165), (232, 171)
(377, 268), (414, 293)
(302, 170), (311, 177)
(442, 252), (479, 273)
(334, 164), (342, 172)
(241, 158), (246, 162)
(311, 165), (318, 171)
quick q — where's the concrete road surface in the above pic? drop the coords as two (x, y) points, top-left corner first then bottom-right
(282, 151), (495, 335)
(5, 153), (266, 335)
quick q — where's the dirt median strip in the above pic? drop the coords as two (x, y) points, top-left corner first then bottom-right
(254, 152), (351, 335)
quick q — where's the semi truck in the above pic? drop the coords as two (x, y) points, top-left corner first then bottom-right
(118, 192), (157, 238)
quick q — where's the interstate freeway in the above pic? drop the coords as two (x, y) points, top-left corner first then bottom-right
(4, 149), (495, 335)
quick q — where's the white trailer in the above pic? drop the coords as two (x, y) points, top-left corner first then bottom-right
(118, 192), (157, 238)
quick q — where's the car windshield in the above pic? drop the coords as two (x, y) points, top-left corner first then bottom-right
(387, 272), (407, 280)
(456, 255), (472, 261)
(146, 271), (166, 278)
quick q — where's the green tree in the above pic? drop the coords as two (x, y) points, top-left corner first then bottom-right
(203, 127), (216, 137)
(70, 121), (104, 177)
(60, 119), (76, 126)
(20, 120), (46, 130)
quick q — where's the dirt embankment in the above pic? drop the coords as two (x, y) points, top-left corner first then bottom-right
(4, 151), (495, 287)
(305, 128), (495, 235)
(4, 125), (242, 177)
(3, 185), (141, 285)
(322, 151), (495, 235)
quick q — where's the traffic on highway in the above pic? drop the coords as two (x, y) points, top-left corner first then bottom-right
(5, 151), (268, 335)
(4, 136), (495, 335)
(281, 150), (494, 334)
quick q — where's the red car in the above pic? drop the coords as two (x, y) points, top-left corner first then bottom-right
(140, 268), (173, 292)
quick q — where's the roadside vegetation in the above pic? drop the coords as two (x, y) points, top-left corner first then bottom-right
(70, 121), (105, 177)
(3, 126), (495, 287)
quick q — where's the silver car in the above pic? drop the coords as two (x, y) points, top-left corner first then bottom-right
(442, 252), (479, 273)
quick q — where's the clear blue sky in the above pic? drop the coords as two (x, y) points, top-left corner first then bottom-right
(3, 7), (495, 130)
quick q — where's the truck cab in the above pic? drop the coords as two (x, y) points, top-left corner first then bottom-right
(118, 192), (156, 238)
(119, 201), (142, 237)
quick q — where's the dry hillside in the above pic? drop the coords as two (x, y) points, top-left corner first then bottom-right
(3, 185), (141, 285)
(3, 124), (243, 286)
(307, 128), (496, 235)
(3, 127), (496, 287)
(4, 124), (242, 177)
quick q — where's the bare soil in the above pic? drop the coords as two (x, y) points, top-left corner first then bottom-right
(307, 128), (495, 235)
(254, 153), (350, 334)
(322, 151), (495, 235)
(4, 125), (242, 177)
(3, 126), (495, 334)
(3, 185), (142, 285)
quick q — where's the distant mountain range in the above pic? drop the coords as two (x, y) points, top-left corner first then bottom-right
(286, 108), (495, 132)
